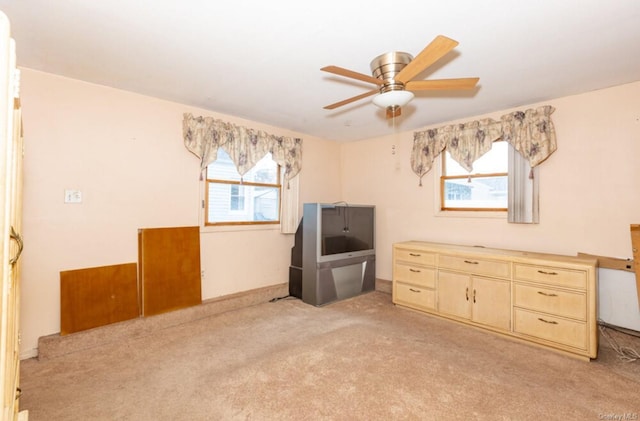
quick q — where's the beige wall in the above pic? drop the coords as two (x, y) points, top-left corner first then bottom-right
(341, 81), (640, 282)
(18, 68), (640, 358)
(18, 69), (342, 358)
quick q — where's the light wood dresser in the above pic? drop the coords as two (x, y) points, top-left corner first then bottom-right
(392, 241), (598, 360)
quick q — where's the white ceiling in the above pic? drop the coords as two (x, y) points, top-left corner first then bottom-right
(1, 0), (639, 142)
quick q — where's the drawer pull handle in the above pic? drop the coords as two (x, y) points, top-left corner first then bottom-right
(409, 268), (421, 273)
(409, 288), (421, 293)
(409, 253), (421, 257)
(465, 287), (469, 301)
(537, 270), (558, 275)
(464, 260), (479, 265)
(537, 291), (558, 297)
(538, 318), (558, 325)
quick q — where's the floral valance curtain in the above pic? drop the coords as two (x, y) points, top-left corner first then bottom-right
(182, 113), (303, 185)
(411, 105), (557, 185)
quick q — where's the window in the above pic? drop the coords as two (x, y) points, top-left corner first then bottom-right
(229, 185), (245, 211)
(440, 141), (508, 211)
(204, 149), (281, 225)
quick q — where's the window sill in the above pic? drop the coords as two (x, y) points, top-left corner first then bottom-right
(435, 209), (507, 219)
(199, 223), (281, 234)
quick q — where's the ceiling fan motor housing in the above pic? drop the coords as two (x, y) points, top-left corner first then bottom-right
(370, 52), (414, 117)
(370, 51), (414, 93)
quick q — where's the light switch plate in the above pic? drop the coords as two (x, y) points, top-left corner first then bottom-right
(64, 189), (82, 204)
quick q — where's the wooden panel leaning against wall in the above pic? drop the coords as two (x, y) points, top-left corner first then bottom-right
(138, 226), (202, 317)
(631, 225), (640, 309)
(58, 226), (203, 335)
(60, 264), (139, 335)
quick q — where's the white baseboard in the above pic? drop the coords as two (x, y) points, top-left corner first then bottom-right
(19, 348), (38, 361)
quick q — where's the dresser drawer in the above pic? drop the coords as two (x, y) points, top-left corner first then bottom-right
(514, 308), (587, 350)
(514, 264), (587, 289)
(394, 264), (436, 288)
(394, 282), (436, 310)
(514, 283), (586, 320)
(395, 248), (436, 266)
(439, 254), (510, 279)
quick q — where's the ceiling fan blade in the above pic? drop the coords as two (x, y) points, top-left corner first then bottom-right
(321, 65), (384, 86)
(395, 35), (459, 84)
(406, 77), (479, 91)
(323, 89), (379, 110)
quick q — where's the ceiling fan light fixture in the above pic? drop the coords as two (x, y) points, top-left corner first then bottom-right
(372, 90), (414, 109)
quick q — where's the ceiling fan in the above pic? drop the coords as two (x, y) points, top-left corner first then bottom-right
(321, 35), (479, 118)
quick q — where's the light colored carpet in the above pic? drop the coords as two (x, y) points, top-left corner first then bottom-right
(19, 292), (640, 420)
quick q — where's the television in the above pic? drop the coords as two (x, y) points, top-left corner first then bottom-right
(290, 203), (376, 305)
(306, 203), (375, 263)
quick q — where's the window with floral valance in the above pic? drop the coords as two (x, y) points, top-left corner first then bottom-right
(411, 105), (557, 183)
(182, 113), (303, 233)
(411, 105), (557, 223)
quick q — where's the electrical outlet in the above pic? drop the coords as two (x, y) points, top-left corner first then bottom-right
(201, 270), (205, 279)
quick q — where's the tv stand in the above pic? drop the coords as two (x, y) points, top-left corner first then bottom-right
(303, 254), (375, 306)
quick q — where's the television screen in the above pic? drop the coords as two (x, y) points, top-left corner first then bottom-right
(320, 205), (374, 256)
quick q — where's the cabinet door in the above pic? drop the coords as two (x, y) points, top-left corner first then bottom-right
(437, 270), (471, 319)
(472, 276), (511, 331)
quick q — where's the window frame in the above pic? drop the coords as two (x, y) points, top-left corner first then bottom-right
(438, 140), (508, 214)
(203, 153), (282, 227)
